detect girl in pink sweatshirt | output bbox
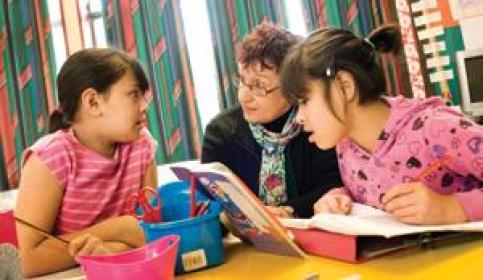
[280,24,483,225]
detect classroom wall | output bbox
[0,1,57,190]
[458,15,483,49]
[104,0,203,164]
[0,0,290,190]
[302,0,413,100]
[1,0,211,189]
[301,0,483,106]
[205,0,289,109]
[2,0,482,190]
[400,0,483,105]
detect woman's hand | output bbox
[313,193,352,215]
[381,182,468,225]
[266,206,294,218]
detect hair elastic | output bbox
[325,55,336,78]
[364,37,376,50]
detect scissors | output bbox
[126,187,162,223]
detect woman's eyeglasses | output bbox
[232,75,279,97]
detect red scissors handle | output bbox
[126,195,140,216]
[139,187,162,222]
[127,187,162,223]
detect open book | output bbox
[170,162,483,262]
[279,203,483,262]
[170,162,306,258]
[280,203,483,238]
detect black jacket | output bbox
[201,106,342,217]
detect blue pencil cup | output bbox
[139,181,224,274]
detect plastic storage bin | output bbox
[76,234,179,280]
[0,210,17,247]
[140,181,224,274]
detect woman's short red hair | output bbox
[236,23,301,72]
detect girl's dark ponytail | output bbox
[281,24,402,110]
[48,109,69,133]
[366,24,402,55]
[47,48,149,134]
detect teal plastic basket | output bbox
[139,181,224,274]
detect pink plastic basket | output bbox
[76,235,179,280]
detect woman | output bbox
[202,24,342,218]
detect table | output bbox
[28,235,483,280]
[184,237,483,280]
[3,163,482,279]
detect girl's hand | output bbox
[266,206,294,218]
[314,193,352,215]
[381,182,468,225]
[68,234,111,257]
[115,215,145,248]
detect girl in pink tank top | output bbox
[16,48,157,277]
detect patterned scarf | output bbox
[249,109,301,206]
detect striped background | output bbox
[1,0,57,190]
[0,0,472,190]
[104,0,203,165]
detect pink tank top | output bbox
[22,128,157,234]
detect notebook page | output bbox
[281,203,483,238]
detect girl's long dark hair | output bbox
[48,48,149,133]
[281,24,401,119]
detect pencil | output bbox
[379,155,453,203]
[412,155,453,182]
[195,201,211,216]
[189,175,197,217]
[15,216,70,245]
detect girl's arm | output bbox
[385,110,483,224]
[140,128,157,189]
[425,109,483,221]
[15,154,144,277]
[142,160,158,188]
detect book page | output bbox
[281,203,483,238]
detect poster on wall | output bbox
[449,0,483,20]
[397,0,466,105]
